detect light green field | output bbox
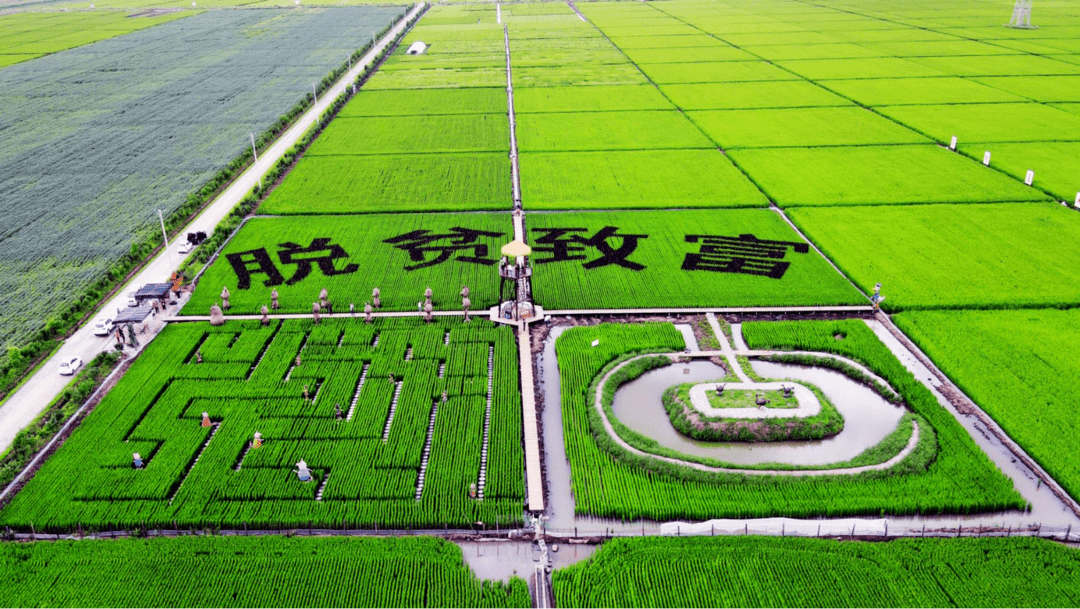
[260,153,510,214]
[520,150,768,209]
[0,10,193,65]
[365,67,506,89]
[776,57,947,79]
[973,75,1080,103]
[620,45,755,64]
[959,142,1080,202]
[877,102,1080,143]
[822,77,1026,106]
[305,114,508,155]
[637,60,798,84]
[661,81,851,110]
[744,42,886,60]
[517,110,714,151]
[512,63,647,87]
[729,145,1051,206]
[895,309,1080,502]
[788,203,1080,310]
[337,88,507,117]
[514,84,673,112]
[689,107,927,148]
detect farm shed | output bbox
[406,41,427,55]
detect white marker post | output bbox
[949,136,957,150]
[1025,169,1035,186]
[1074,192,1079,208]
[983,151,991,166]
[497,3,502,23]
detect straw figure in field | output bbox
[220,287,230,310]
[424,286,433,305]
[424,301,433,323]
[460,285,469,299]
[271,289,280,310]
[196,350,203,364]
[260,304,270,326]
[209,303,225,326]
[364,302,373,323]
[372,288,381,308]
[319,288,328,308]
[462,296,471,322]
[312,301,321,324]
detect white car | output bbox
[92,318,113,336]
[58,356,83,376]
[177,241,193,254]
[126,291,138,307]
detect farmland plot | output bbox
[516,111,713,151]
[554,321,1019,521]
[260,15,515,216]
[555,537,1080,608]
[660,80,851,110]
[0,536,530,608]
[876,102,1080,143]
[0,10,191,66]
[527,209,864,310]
[261,153,511,214]
[0,318,526,531]
[728,145,1049,206]
[520,150,767,209]
[0,6,405,351]
[787,203,1080,310]
[185,214,510,314]
[895,309,1080,502]
[688,107,927,148]
[957,141,1080,202]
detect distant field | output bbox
[728,145,1050,206]
[787,203,1080,310]
[528,209,864,310]
[520,149,768,209]
[0,10,191,66]
[262,153,511,214]
[0,6,404,352]
[895,308,1080,503]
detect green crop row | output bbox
[555,320,1021,521]
[555,536,1080,607]
[894,308,1080,503]
[0,318,525,532]
[0,535,529,608]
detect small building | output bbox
[134,283,173,306]
[406,41,428,55]
[114,304,154,326]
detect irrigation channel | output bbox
[537,320,1080,538]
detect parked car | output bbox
[177,240,193,254]
[126,291,138,307]
[92,318,113,336]
[58,356,83,376]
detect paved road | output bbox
[0,4,423,453]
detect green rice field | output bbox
[7,0,1080,605]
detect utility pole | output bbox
[157,209,175,269]
[312,82,317,104]
[250,133,262,191]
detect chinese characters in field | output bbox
[223,229,811,288]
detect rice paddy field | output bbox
[5,0,1080,605]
